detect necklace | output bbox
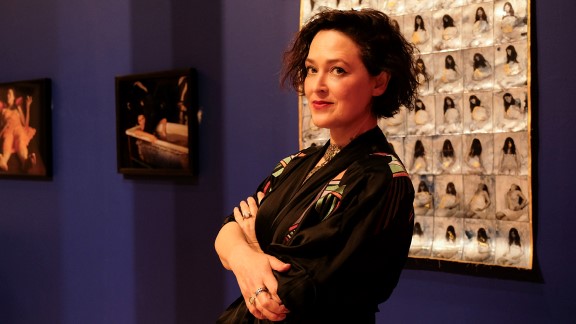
[304,144,341,182]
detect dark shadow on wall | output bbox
[130,0,224,323]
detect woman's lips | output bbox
[311,100,332,109]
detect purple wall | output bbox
[0,0,574,323]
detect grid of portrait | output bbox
[299,0,532,269]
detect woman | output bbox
[503,92,524,120]
[469,94,488,123]
[466,227,491,262]
[414,181,433,215]
[465,138,485,173]
[438,139,456,173]
[437,14,459,50]
[0,88,37,172]
[215,9,418,323]
[504,45,522,76]
[497,227,524,266]
[496,184,529,221]
[411,139,428,173]
[415,58,430,94]
[472,53,492,81]
[434,225,460,259]
[472,6,489,37]
[440,54,460,84]
[443,96,460,126]
[437,182,460,217]
[466,183,491,218]
[413,98,429,125]
[411,15,429,45]
[499,137,520,175]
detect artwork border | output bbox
[0,78,52,180]
[115,68,199,178]
[299,0,537,279]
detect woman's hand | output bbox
[229,192,291,320]
[233,192,265,251]
[228,246,291,320]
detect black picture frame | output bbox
[115,68,198,177]
[0,78,52,179]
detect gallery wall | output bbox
[0,0,574,323]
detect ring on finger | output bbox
[242,211,252,219]
[249,296,256,305]
[254,287,269,297]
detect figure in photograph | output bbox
[437,14,460,50]
[0,88,37,172]
[465,183,491,218]
[413,98,429,126]
[440,96,460,133]
[472,7,489,38]
[438,139,456,173]
[439,54,461,85]
[496,184,529,221]
[414,180,433,215]
[464,227,492,262]
[497,227,524,266]
[215,9,418,322]
[409,98,434,135]
[469,94,488,123]
[503,45,522,76]
[437,182,460,217]
[496,43,527,89]
[471,53,492,81]
[434,225,460,259]
[410,222,425,253]
[465,138,485,174]
[503,92,524,120]
[499,137,520,175]
[500,1,527,42]
[411,15,429,45]
[411,139,428,174]
[128,81,168,143]
[415,58,431,94]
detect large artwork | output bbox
[300,0,533,273]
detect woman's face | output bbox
[137,114,146,131]
[504,3,511,13]
[504,95,512,103]
[304,30,388,134]
[7,89,15,106]
[477,8,484,16]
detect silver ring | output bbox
[254,287,269,297]
[242,211,252,219]
[249,296,256,305]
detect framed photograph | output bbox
[115,68,198,177]
[300,1,536,279]
[0,78,52,179]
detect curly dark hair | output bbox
[281,8,419,118]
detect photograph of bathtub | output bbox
[125,123,189,170]
[115,68,198,177]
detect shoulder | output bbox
[344,150,410,185]
[271,145,320,178]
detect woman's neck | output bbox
[329,117,377,147]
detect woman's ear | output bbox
[372,71,390,96]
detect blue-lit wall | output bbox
[0,0,573,323]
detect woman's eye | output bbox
[331,67,346,75]
[306,66,317,74]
